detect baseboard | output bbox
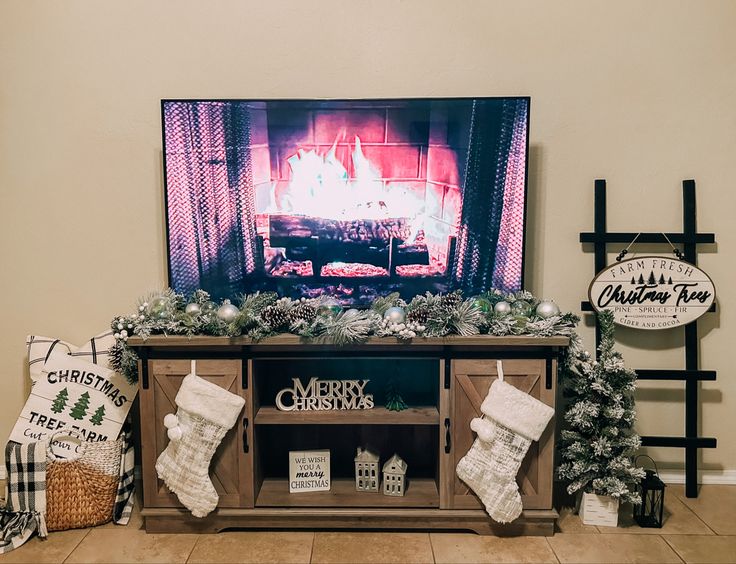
[659,469,736,485]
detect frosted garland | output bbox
[109,288,580,385]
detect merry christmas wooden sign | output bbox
[9,351,137,457]
[289,450,331,492]
[588,256,716,330]
[275,378,374,411]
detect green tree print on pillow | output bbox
[69,391,91,420]
[50,387,69,414]
[89,404,106,426]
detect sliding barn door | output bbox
[440,358,555,510]
[139,359,253,509]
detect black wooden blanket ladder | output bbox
[580,179,717,498]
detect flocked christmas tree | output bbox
[89,404,106,426]
[69,391,91,421]
[557,311,645,504]
[51,387,69,414]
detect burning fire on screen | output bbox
[265,135,434,246]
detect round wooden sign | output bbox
[588,256,715,330]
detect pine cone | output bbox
[440,292,462,309]
[109,341,124,371]
[261,305,290,330]
[406,307,429,325]
[288,303,317,325]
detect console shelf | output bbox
[254,406,439,425]
[131,335,567,536]
[256,477,439,508]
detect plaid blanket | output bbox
[0,442,47,554]
[113,422,135,525]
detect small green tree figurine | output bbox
[384,378,408,411]
[557,311,645,504]
[50,387,69,414]
[69,391,91,421]
[89,404,106,426]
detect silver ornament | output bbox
[384,306,406,324]
[536,300,560,319]
[217,300,240,323]
[185,303,202,316]
[493,301,512,315]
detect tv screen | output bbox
[163,98,529,306]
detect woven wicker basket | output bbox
[45,430,122,531]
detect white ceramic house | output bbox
[354,447,379,491]
[382,453,407,496]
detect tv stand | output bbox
[130,335,568,536]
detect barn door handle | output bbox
[242,417,249,454]
[444,418,451,453]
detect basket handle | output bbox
[47,428,87,462]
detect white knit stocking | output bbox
[456,362,554,523]
[155,365,244,518]
[456,417,532,522]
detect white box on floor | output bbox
[580,492,619,527]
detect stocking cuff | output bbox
[481,380,554,441]
[176,374,245,429]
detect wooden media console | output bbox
[130,335,568,536]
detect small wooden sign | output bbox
[588,256,716,330]
[289,450,331,493]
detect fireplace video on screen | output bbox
[163,98,529,306]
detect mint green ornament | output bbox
[147,296,170,320]
[317,298,342,318]
[473,296,493,313]
[511,300,532,317]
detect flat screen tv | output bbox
[163,98,530,306]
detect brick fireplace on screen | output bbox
[164,98,528,304]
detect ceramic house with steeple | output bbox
[354,447,379,491]
[382,453,407,496]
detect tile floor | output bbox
[0,484,734,563]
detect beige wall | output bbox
[1,0,734,475]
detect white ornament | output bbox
[167,426,183,441]
[114,333,120,339]
[185,303,202,316]
[536,301,560,319]
[384,306,406,324]
[117,323,123,330]
[121,330,128,338]
[494,301,512,315]
[163,413,179,429]
[217,300,240,322]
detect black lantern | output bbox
[633,456,666,528]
